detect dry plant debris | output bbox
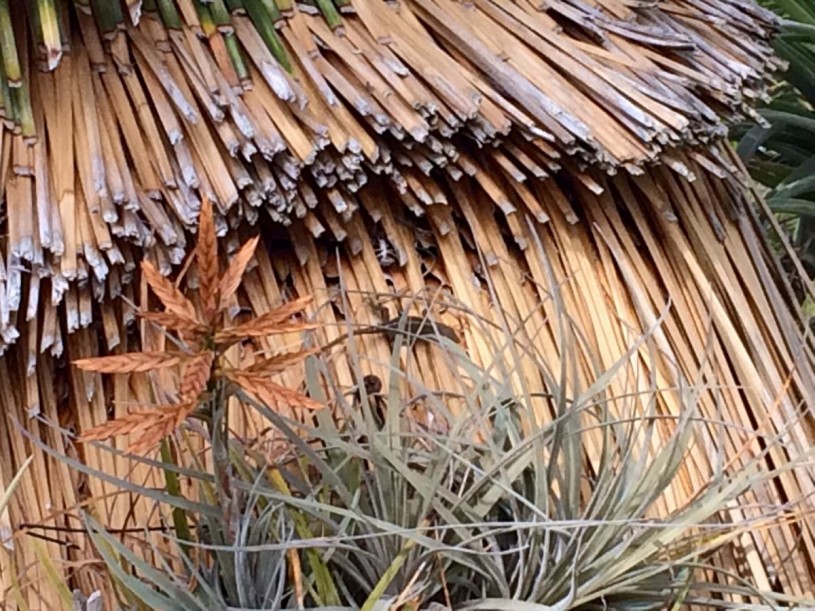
[0,0,809,607]
[0,0,787,354]
[73,198,320,454]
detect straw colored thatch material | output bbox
[0,0,813,607]
[0,0,787,356]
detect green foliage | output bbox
[27,307,815,609]
[736,1,815,275]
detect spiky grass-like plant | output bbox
[23,292,815,610]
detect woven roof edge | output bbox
[0,0,786,353]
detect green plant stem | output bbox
[224,0,245,12]
[316,0,342,28]
[360,538,417,611]
[0,0,21,86]
[243,0,292,71]
[224,33,249,82]
[208,0,231,24]
[159,439,192,553]
[90,0,124,36]
[155,0,182,28]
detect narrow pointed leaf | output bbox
[142,260,200,323]
[214,295,314,342]
[218,235,259,312]
[73,351,189,373]
[196,198,220,322]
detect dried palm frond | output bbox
[0,0,810,607]
[0,0,787,353]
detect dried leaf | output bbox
[78,414,154,444]
[128,422,176,455]
[128,403,197,454]
[226,370,322,411]
[142,260,200,323]
[79,402,197,455]
[218,236,260,312]
[177,331,205,352]
[178,350,215,408]
[246,348,319,374]
[139,311,207,335]
[173,249,197,290]
[214,296,315,343]
[196,198,220,322]
[78,404,176,442]
[215,320,318,344]
[289,547,304,608]
[73,352,189,374]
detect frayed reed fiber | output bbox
[0,0,812,607]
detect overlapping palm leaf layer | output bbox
[0,0,814,607]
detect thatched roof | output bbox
[1,0,814,606]
[0,0,786,352]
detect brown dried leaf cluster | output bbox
[79,403,196,455]
[179,352,216,404]
[225,370,323,412]
[196,197,220,322]
[74,199,320,454]
[141,262,198,323]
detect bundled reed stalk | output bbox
[0,0,811,607]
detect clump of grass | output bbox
[22,289,815,609]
